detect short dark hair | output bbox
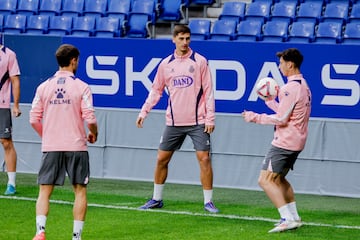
[55,44,80,67]
[276,48,303,69]
[173,24,191,37]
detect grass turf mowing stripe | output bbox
[2,195,360,230]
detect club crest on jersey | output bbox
[49,88,71,104]
[172,75,193,88]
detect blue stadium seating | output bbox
[61,0,84,17]
[314,21,342,44]
[158,0,185,22]
[321,2,349,25]
[47,15,73,35]
[16,0,39,16]
[188,19,211,40]
[83,0,107,18]
[0,0,17,16]
[3,14,27,34]
[262,20,289,42]
[26,15,49,35]
[191,0,215,5]
[209,19,237,41]
[129,0,156,24]
[296,2,323,24]
[94,17,120,37]
[106,0,131,23]
[234,19,262,42]
[244,1,271,24]
[270,1,297,24]
[71,15,96,36]
[343,22,360,44]
[126,14,150,38]
[349,3,360,23]
[288,21,315,43]
[0,15,4,32]
[38,0,62,16]
[218,1,246,24]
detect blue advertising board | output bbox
[7,35,359,120]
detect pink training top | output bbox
[245,74,312,151]
[0,46,20,109]
[30,70,97,152]
[139,48,215,126]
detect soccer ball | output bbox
[255,77,279,101]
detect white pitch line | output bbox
[1,195,360,230]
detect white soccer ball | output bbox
[256,77,279,101]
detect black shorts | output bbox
[37,151,90,186]
[159,124,211,151]
[0,108,12,139]
[262,145,301,176]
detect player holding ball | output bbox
[242,48,312,233]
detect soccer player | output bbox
[30,44,98,240]
[0,39,21,195]
[242,48,312,233]
[136,25,218,213]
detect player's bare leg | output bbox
[196,150,213,190]
[258,170,288,208]
[154,150,174,184]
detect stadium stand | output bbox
[208,19,237,41]
[296,1,323,24]
[94,17,121,37]
[61,0,85,17]
[262,19,289,42]
[0,0,17,16]
[287,21,316,43]
[244,1,271,24]
[71,15,96,37]
[47,15,73,35]
[188,19,211,40]
[106,0,131,24]
[126,14,151,38]
[218,1,246,24]
[321,2,349,25]
[234,19,262,42]
[38,0,62,16]
[16,0,39,16]
[158,0,186,22]
[270,1,297,24]
[0,15,4,32]
[314,21,342,44]
[83,0,107,18]
[25,14,49,35]
[349,3,360,23]
[343,22,360,44]
[3,14,27,34]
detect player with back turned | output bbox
[242,48,312,233]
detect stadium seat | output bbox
[209,19,237,41]
[26,15,49,35]
[61,0,84,17]
[71,15,96,36]
[106,0,131,23]
[218,1,246,24]
[314,21,342,44]
[234,19,262,42]
[47,15,73,35]
[321,2,349,25]
[129,0,156,24]
[296,2,323,24]
[188,19,211,40]
[16,0,39,16]
[262,20,289,42]
[83,0,107,18]
[0,15,4,32]
[343,22,360,44]
[3,14,27,34]
[126,14,150,38]
[270,1,297,24]
[244,1,271,24]
[158,0,185,22]
[38,0,62,16]
[287,21,315,43]
[191,0,215,5]
[94,17,120,37]
[349,3,360,23]
[0,0,18,16]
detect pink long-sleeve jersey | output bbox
[139,48,215,126]
[30,70,97,152]
[0,46,20,109]
[246,74,312,151]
